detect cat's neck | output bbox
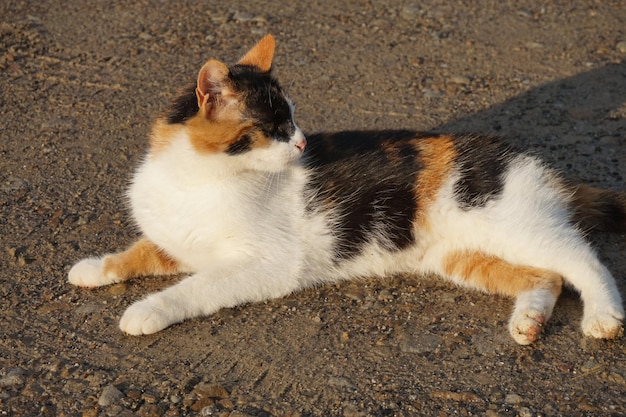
[144,131,298,189]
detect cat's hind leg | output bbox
[68,238,183,287]
[548,247,624,340]
[489,226,624,340]
[441,250,563,345]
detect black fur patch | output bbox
[229,64,295,142]
[226,134,253,155]
[453,135,513,209]
[165,84,199,125]
[305,130,424,260]
[600,197,626,232]
[579,192,626,232]
[164,65,295,142]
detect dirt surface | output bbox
[1,1,626,416]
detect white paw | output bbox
[68,257,118,288]
[509,311,545,345]
[119,298,178,335]
[582,308,624,339]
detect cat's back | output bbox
[303,130,518,210]
[300,130,540,265]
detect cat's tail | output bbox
[566,182,626,232]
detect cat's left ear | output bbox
[196,59,232,118]
[237,34,275,72]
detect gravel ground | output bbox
[1,1,626,416]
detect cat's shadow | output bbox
[434,60,626,185]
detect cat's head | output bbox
[154,34,306,172]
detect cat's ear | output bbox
[196,59,231,118]
[237,34,275,72]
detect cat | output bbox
[68,34,626,345]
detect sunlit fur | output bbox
[69,35,625,345]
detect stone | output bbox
[98,384,124,406]
[137,404,165,417]
[449,75,471,85]
[505,393,523,405]
[108,283,128,295]
[400,6,422,21]
[399,332,442,354]
[193,382,230,399]
[0,368,25,388]
[327,376,355,389]
[75,303,103,316]
[200,405,218,416]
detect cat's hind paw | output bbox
[582,310,624,339]
[68,257,119,288]
[119,298,179,335]
[509,312,545,345]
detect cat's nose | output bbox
[295,137,307,152]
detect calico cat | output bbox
[68,34,626,345]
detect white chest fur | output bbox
[128,137,306,271]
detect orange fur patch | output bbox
[103,239,181,280]
[151,110,272,156]
[442,250,563,297]
[237,34,275,72]
[186,113,255,154]
[413,136,457,226]
[149,120,185,155]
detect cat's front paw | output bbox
[119,298,179,335]
[582,308,624,339]
[509,311,546,345]
[68,257,119,288]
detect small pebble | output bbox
[137,403,165,417]
[108,283,127,295]
[81,407,99,417]
[377,289,393,301]
[0,368,25,388]
[616,41,626,53]
[229,411,252,417]
[421,88,443,98]
[581,360,601,373]
[344,287,365,301]
[98,384,124,406]
[1,176,28,193]
[449,75,471,85]
[525,41,543,49]
[400,6,422,21]
[399,332,442,354]
[142,390,159,404]
[232,11,255,22]
[200,405,218,416]
[327,376,355,389]
[193,382,229,399]
[505,393,523,405]
[75,303,103,316]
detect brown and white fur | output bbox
[69,35,625,345]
